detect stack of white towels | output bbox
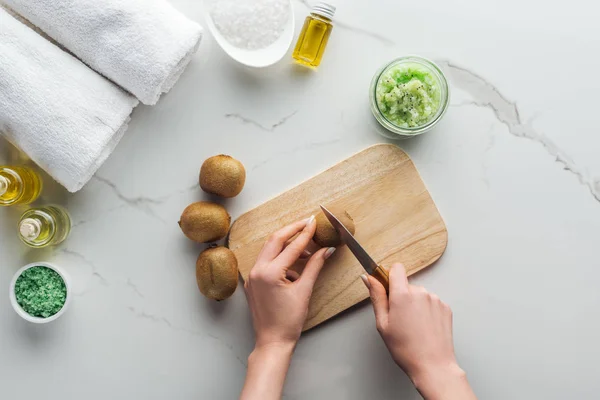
[0,0,203,192]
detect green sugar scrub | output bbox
[375,62,442,129]
[14,266,67,318]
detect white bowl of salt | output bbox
[203,0,295,67]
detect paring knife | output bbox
[320,205,390,293]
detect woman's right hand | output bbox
[361,264,477,400]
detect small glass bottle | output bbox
[18,205,71,248]
[292,2,336,68]
[0,165,42,206]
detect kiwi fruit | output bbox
[200,155,246,198]
[196,246,238,301]
[178,201,231,243]
[313,209,355,247]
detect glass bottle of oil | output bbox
[292,2,336,68]
[18,205,71,248]
[0,165,42,206]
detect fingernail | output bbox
[305,215,315,226]
[360,274,371,288]
[324,247,336,259]
[302,249,312,257]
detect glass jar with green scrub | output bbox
[18,205,71,248]
[369,56,450,138]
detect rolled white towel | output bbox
[4,0,203,105]
[0,7,138,192]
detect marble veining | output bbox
[225,110,299,132]
[440,60,600,203]
[59,248,109,287]
[93,175,170,221]
[126,278,145,298]
[127,306,248,367]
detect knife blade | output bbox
[320,205,390,292]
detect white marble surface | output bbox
[2,0,600,398]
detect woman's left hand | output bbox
[245,215,336,349]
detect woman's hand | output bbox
[240,216,335,400]
[245,215,335,349]
[362,264,476,400]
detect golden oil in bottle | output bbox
[18,205,71,248]
[0,165,42,206]
[292,2,336,68]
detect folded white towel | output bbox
[5,0,203,105]
[0,7,138,192]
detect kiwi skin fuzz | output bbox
[200,155,246,198]
[196,246,238,301]
[179,201,231,243]
[313,209,355,247]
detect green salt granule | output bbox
[15,266,67,318]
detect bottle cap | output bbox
[19,218,42,241]
[312,2,336,20]
[0,175,7,196]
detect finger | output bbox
[275,216,317,266]
[300,249,312,259]
[282,234,299,248]
[282,237,312,258]
[286,270,301,282]
[388,263,409,302]
[257,217,313,263]
[297,247,335,290]
[362,274,389,331]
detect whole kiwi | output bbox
[196,246,238,301]
[178,201,231,243]
[313,209,356,247]
[200,155,246,198]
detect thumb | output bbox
[298,247,335,291]
[361,274,389,330]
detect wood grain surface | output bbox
[229,144,448,331]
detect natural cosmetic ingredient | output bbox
[15,266,67,318]
[292,3,335,68]
[314,208,355,248]
[179,201,231,243]
[376,62,442,129]
[196,246,239,301]
[200,155,246,198]
[208,0,290,50]
[18,205,71,248]
[0,165,42,206]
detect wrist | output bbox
[251,341,296,362]
[242,341,295,400]
[410,362,468,400]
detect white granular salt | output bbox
[208,0,290,50]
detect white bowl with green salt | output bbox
[203,0,295,67]
[10,262,71,323]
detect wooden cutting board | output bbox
[229,144,447,331]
